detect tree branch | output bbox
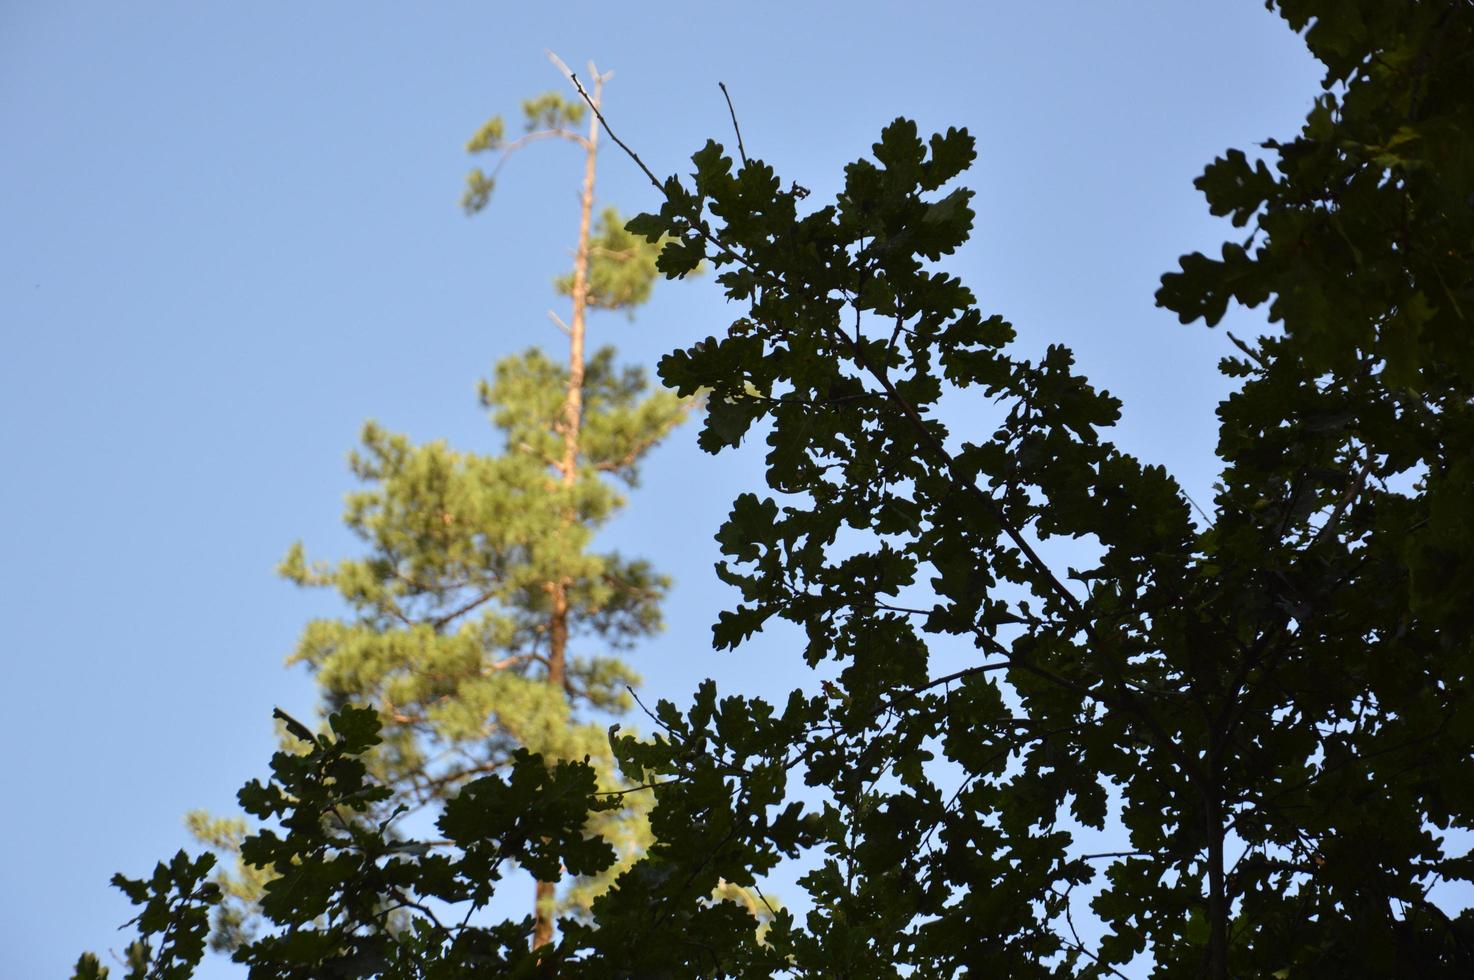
[718,82,749,167]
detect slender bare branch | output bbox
[718,82,749,167]
[569,73,663,193]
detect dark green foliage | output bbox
[87,707,624,978]
[85,2,1474,975]
[105,852,218,979]
[81,702,787,978]
[607,2,1473,972]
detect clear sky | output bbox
[2,2,1344,975]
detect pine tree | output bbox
[458,61,690,948]
[191,62,687,953]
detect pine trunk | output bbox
[532,70,602,957]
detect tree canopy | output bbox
[80,2,1474,976]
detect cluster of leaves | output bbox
[80,707,624,978]
[85,1,1473,976]
[85,698,793,978]
[74,853,214,980]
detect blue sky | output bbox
[2,2,1344,975]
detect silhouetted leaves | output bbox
[82,3,1474,975]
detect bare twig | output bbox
[546,49,573,79]
[569,73,663,192]
[892,661,1013,703]
[430,587,500,630]
[718,82,749,167]
[485,129,590,186]
[1311,451,1373,547]
[750,881,781,924]
[597,778,678,799]
[1183,488,1214,526]
[627,684,679,739]
[1225,330,1267,368]
[1055,883,1133,979]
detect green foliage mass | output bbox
[187,349,684,949]
[85,2,1474,976]
[555,207,668,313]
[184,355,683,943]
[278,344,685,793]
